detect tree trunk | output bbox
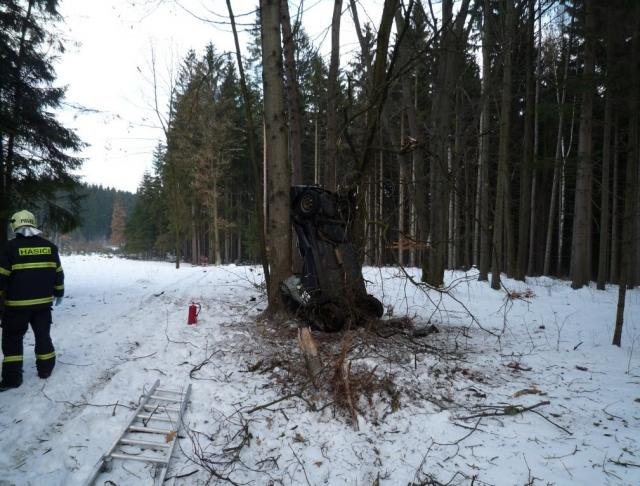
[260,0,292,312]
[393,11,424,270]
[191,203,197,265]
[597,9,615,289]
[544,16,572,275]
[398,116,405,266]
[491,0,515,290]
[478,0,493,282]
[558,98,576,275]
[426,0,468,287]
[527,0,542,276]
[378,142,384,265]
[314,111,319,184]
[613,2,639,345]
[212,176,221,265]
[570,0,596,289]
[516,0,535,281]
[348,0,398,265]
[325,0,343,192]
[280,0,303,185]
[610,122,619,282]
[226,0,270,285]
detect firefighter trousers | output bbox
[1,307,56,386]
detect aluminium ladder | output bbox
[83,379,192,486]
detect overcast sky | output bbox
[55,0,384,193]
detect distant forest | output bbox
[69,184,136,244]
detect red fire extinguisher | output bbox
[187,302,201,325]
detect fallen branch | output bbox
[457,400,550,420]
[608,458,640,468]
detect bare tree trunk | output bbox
[260,0,291,311]
[393,10,424,270]
[558,98,576,274]
[478,0,493,281]
[281,1,304,273]
[597,9,615,289]
[212,176,221,265]
[280,0,303,185]
[226,0,270,285]
[191,203,198,264]
[614,38,639,345]
[544,15,572,275]
[378,142,384,265]
[613,0,639,345]
[491,0,515,290]
[410,145,417,268]
[312,112,317,184]
[571,0,596,289]
[426,0,471,287]
[448,146,455,269]
[398,116,405,266]
[365,173,372,264]
[325,0,343,192]
[527,0,542,276]
[610,122,619,282]
[517,0,535,280]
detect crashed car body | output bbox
[281,185,384,331]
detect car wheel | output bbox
[296,190,320,217]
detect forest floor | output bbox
[0,255,639,486]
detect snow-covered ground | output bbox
[0,254,638,486]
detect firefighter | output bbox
[0,210,64,391]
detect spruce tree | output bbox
[0,0,83,241]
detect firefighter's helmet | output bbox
[10,210,37,232]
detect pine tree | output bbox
[0,0,83,241]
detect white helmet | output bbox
[10,210,37,232]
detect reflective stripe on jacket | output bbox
[0,235,64,309]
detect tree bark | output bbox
[544,14,572,275]
[399,116,406,266]
[325,0,343,191]
[516,0,535,281]
[280,0,303,185]
[260,0,292,312]
[425,0,471,286]
[597,8,615,289]
[226,0,270,285]
[393,9,426,270]
[478,0,493,282]
[613,2,639,345]
[610,122,619,282]
[491,0,515,290]
[526,0,542,276]
[570,0,596,289]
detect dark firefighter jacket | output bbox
[0,235,64,308]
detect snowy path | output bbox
[0,255,638,486]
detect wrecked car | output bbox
[281,185,384,331]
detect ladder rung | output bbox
[143,404,180,413]
[129,425,174,435]
[136,414,175,423]
[109,452,169,464]
[150,394,183,403]
[155,387,184,394]
[119,438,170,449]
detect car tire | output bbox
[296,190,320,217]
